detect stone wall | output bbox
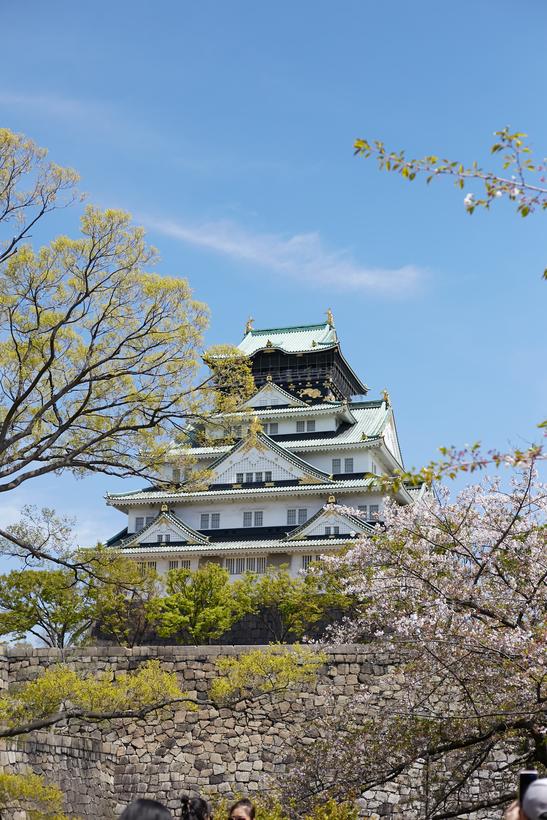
[0,645,509,819]
[0,733,116,817]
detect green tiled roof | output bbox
[107,477,380,504]
[177,402,390,457]
[238,322,337,355]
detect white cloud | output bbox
[0,90,108,121]
[145,217,424,295]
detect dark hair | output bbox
[119,799,173,820]
[180,795,212,820]
[229,799,256,820]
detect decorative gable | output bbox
[286,503,374,540]
[242,381,306,409]
[209,432,330,485]
[120,512,209,548]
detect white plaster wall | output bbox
[302,449,382,474]
[124,490,385,533]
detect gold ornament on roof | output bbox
[327,494,336,504]
[266,339,273,348]
[266,374,272,382]
[241,416,266,452]
[298,387,321,399]
[245,316,254,334]
[382,389,391,407]
[326,308,334,327]
[160,503,168,513]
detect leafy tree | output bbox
[0,645,320,740]
[279,464,547,818]
[354,127,547,233]
[210,644,325,703]
[148,563,253,645]
[0,568,93,648]
[0,771,68,819]
[87,546,160,648]
[243,565,351,642]
[0,659,189,738]
[0,128,253,565]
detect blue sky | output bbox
[1,0,546,549]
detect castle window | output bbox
[296,420,305,433]
[264,471,272,482]
[256,557,267,573]
[236,473,244,483]
[306,420,315,432]
[145,516,155,526]
[288,508,308,525]
[243,512,253,527]
[325,526,339,536]
[246,556,256,572]
[245,472,253,483]
[370,505,380,520]
[358,505,367,518]
[254,511,263,527]
[226,557,246,574]
[181,559,191,570]
[255,472,263,483]
[371,461,378,475]
[169,559,189,571]
[201,513,220,530]
[137,560,156,577]
[332,458,341,474]
[344,457,354,473]
[264,422,278,435]
[135,516,144,531]
[301,555,313,570]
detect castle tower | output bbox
[106,318,419,579]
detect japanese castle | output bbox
[106,315,418,577]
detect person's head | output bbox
[522,779,547,820]
[228,799,256,820]
[180,795,212,820]
[119,799,173,820]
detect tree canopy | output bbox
[0,567,93,648]
[280,465,547,817]
[0,128,253,502]
[148,562,253,645]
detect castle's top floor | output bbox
[237,315,368,402]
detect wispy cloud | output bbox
[0,90,109,121]
[145,217,424,295]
